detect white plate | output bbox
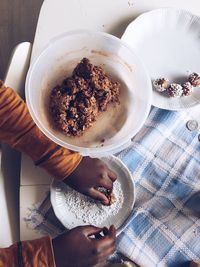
[50,156,135,236]
[122,8,200,110]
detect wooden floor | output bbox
[0,0,44,79]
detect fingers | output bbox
[98,160,117,182]
[99,173,113,191]
[89,188,109,205]
[94,225,116,263]
[103,227,109,235]
[109,225,116,238]
[95,232,103,239]
[98,243,116,262]
[100,161,117,182]
[93,227,108,239]
[81,225,103,237]
[95,225,116,248]
[107,169,117,182]
[102,160,117,182]
[98,166,117,190]
[91,243,116,267]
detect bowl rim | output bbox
[25,29,152,156]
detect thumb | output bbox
[81,225,103,237]
[89,188,109,205]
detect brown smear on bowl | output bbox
[91,50,133,73]
[49,58,121,137]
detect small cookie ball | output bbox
[167,83,183,97]
[153,78,169,92]
[188,72,200,87]
[182,82,193,96]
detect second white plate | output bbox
[122,8,200,110]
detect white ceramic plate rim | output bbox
[50,155,135,236]
[121,7,200,111]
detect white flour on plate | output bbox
[64,180,124,226]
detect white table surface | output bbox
[20,0,200,241]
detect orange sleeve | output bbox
[0,236,55,267]
[0,81,82,180]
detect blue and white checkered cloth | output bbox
[26,106,200,267]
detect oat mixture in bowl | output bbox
[50,58,120,137]
[25,30,152,156]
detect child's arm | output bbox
[0,81,82,180]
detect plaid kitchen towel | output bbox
[26,106,200,267]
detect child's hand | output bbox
[64,157,117,205]
[52,225,116,267]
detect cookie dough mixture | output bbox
[49,58,120,136]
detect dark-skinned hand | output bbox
[52,225,116,267]
[64,157,117,205]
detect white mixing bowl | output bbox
[26,30,152,156]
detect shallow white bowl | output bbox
[50,156,135,236]
[26,30,152,157]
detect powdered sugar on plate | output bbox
[63,180,123,226]
[51,156,135,234]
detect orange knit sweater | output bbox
[0,81,82,267]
